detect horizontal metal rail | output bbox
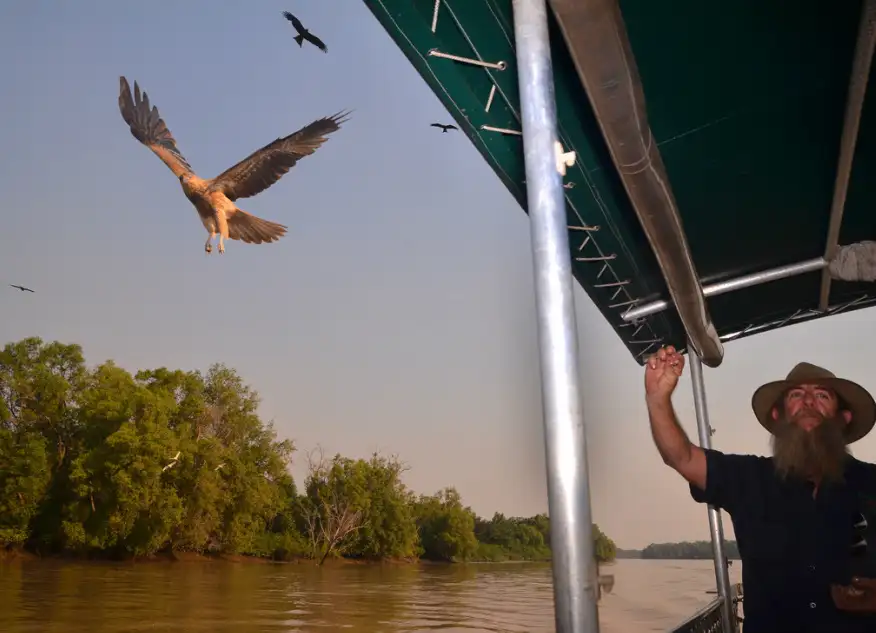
[668,582,743,633]
[622,257,827,322]
[667,597,725,633]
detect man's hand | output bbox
[832,577,876,613]
[645,345,685,402]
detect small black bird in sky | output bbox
[282,12,328,53]
[431,123,458,133]
[9,284,34,293]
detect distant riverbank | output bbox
[0,548,557,568]
[617,540,740,560]
[0,546,417,564]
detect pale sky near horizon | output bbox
[2,1,875,550]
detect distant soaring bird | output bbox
[9,284,34,293]
[430,123,458,133]
[282,11,328,53]
[118,77,349,254]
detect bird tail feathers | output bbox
[294,34,305,47]
[227,209,288,245]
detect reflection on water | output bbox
[0,558,740,632]
[598,560,742,632]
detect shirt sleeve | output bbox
[689,448,754,514]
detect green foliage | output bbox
[413,487,479,562]
[0,428,51,546]
[0,337,616,565]
[474,512,551,561]
[639,540,740,560]
[592,524,617,563]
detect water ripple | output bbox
[0,559,739,633]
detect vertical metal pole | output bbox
[688,342,735,633]
[513,1,600,632]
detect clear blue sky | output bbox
[2,1,875,549]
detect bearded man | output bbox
[646,345,876,633]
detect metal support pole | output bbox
[512,1,600,632]
[622,256,827,322]
[688,342,734,633]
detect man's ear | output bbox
[842,409,853,425]
[771,406,780,421]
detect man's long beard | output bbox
[771,409,849,483]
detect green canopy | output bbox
[364,0,876,365]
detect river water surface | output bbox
[0,558,742,633]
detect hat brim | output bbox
[751,377,876,443]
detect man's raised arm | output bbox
[645,345,707,491]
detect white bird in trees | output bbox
[162,451,182,472]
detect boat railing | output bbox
[667,598,725,633]
[668,583,744,633]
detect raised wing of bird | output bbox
[207,111,350,201]
[282,11,328,53]
[118,76,193,179]
[9,284,34,292]
[300,29,327,53]
[282,11,305,33]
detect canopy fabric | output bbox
[363,0,876,364]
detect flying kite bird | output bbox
[9,284,34,293]
[282,11,328,53]
[430,123,458,133]
[117,76,349,254]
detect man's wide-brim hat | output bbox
[751,362,876,444]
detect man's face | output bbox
[781,384,845,430]
[770,384,852,482]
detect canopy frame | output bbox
[689,344,734,633]
[364,0,876,366]
[819,0,876,311]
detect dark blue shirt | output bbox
[689,448,876,633]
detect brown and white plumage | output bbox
[117,76,349,254]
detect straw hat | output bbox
[751,362,876,444]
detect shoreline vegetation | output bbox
[0,337,617,566]
[617,540,741,560]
